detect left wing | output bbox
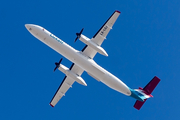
[82,10,121,59]
[50,64,84,107]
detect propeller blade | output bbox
[53,66,58,72]
[74,37,78,42]
[74,28,84,43]
[80,28,84,34]
[55,62,59,66]
[58,58,63,64]
[54,58,63,72]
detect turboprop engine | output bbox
[79,34,108,56]
[74,28,108,56]
[58,64,87,86]
[54,59,87,86]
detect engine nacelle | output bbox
[79,34,108,56]
[58,64,87,86]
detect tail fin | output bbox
[133,76,160,110]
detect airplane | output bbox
[25,10,160,110]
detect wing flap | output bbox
[50,76,75,107]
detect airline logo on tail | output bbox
[130,76,160,110]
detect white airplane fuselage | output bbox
[25,24,131,96]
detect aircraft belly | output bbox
[68,54,131,96]
[87,63,131,96]
[32,28,131,96]
[101,74,131,96]
[39,34,78,63]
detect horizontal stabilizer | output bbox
[133,76,160,110]
[134,99,147,110]
[143,76,160,94]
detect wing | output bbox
[50,64,84,107]
[82,10,121,59]
[69,63,84,76]
[50,76,74,107]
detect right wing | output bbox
[50,63,84,107]
[82,10,121,59]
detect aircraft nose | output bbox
[25,24,33,31]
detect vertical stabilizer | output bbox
[133,76,160,110]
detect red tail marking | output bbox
[133,76,160,110]
[134,99,147,110]
[143,76,160,94]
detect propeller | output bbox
[74,28,84,42]
[54,58,63,72]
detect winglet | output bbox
[50,103,54,107]
[115,10,121,13]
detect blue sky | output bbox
[0,0,180,119]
